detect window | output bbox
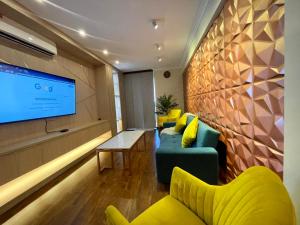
[113,71,123,133]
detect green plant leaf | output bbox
[155,94,179,114]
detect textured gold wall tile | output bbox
[184,0,284,180]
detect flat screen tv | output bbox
[0,62,76,124]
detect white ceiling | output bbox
[17,0,208,72]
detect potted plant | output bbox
[156,94,179,115]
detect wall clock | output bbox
[163,70,171,78]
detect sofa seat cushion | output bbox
[131,195,206,225]
[160,133,182,141]
[159,133,182,149]
[160,127,179,136]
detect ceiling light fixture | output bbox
[103,49,109,55]
[28,37,33,42]
[36,0,45,3]
[78,29,86,37]
[158,57,162,62]
[115,60,120,65]
[152,20,159,30]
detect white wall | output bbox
[181,0,224,68]
[154,68,184,111]
[284,0,300,223]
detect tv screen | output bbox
[0,62,76,124]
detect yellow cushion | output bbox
[181,116,198,148]
[131,196,205,225]
[174,113,187,132]
[168,109,181,117]
[167,109,181,122]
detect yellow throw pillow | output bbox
[174,113,187,132]
[181,116,198,148]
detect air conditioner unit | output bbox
[0,17,57,56]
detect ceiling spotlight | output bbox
[36,0,45,3]
[28,37,33,42]
[115,60,120,65]
[78,29,86,37]
[158,57,162,62]
[155,44,162,51]
[103,49,109,55]
[152,20,159,30]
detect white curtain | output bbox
[124,71,156,129]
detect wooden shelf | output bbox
[0,121,107,156]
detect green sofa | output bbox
[156,115,220,184]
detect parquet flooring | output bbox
[1,130,168,225]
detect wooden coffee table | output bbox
[95,130,146,175]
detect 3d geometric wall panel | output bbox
[184,0,284,181]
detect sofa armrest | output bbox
[163,121,176,128]
[157,146,217,155]
[170,167,216,224]
[105,205,130,225]
[156,147,219,184]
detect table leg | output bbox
[97,151,101,174]
[144,132,146,151]
[111,152,114,169]
[128,151,132,175]
[122,151,126,168]
[136,139,140,152]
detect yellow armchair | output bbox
[157,109,181,127]
[105,166,296,225]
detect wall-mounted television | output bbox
[0,62,76,124]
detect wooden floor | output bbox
[0,130,169,225]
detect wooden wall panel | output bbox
[0,121,110,185]
[95,65,117,135]
[184,0,285,181]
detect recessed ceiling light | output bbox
[152,20,159,30]
[36,0,45,3]
[155,44,162,51]
[28,37,33,41]
[103,49,109,55]
[78,29,86,37]
[158,57,162,62]
[115,60,120,65]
